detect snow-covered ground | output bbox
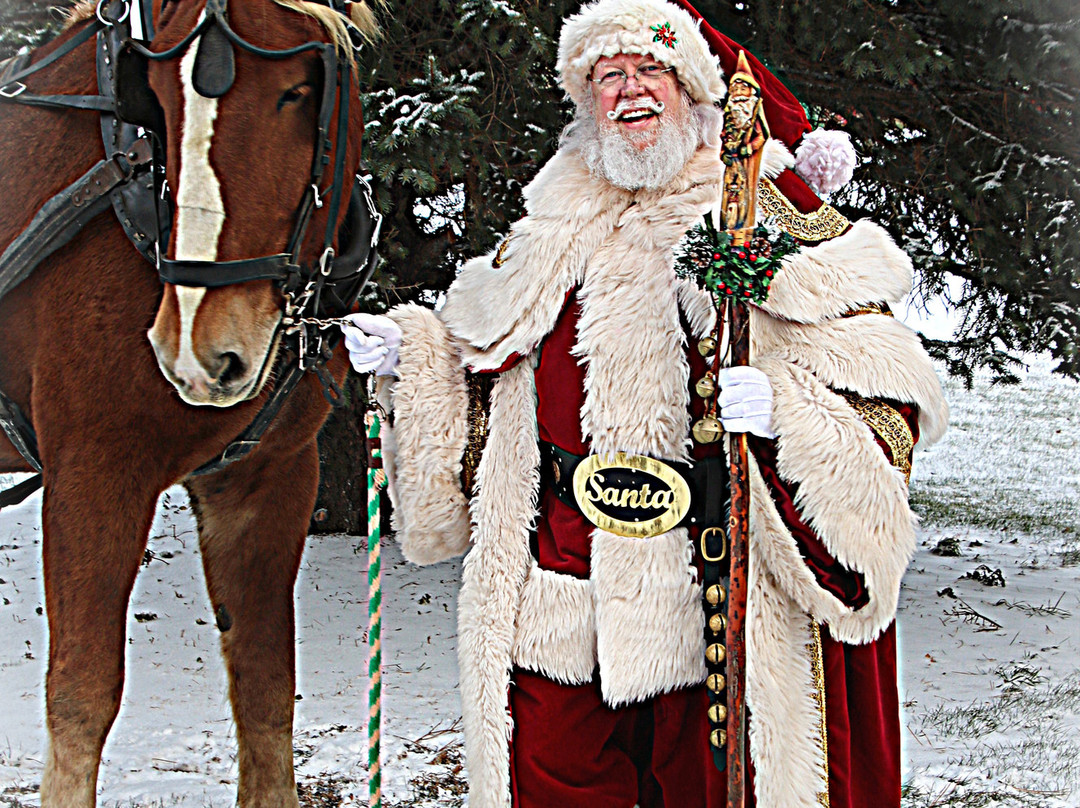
[1,357,1077,807]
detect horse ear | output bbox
[115,43,167,135]
[192,22,236,99]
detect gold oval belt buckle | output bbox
[572,452,692,538]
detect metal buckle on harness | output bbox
[0,82,26,98]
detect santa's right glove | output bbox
[341,313,402,377]
[716,366,776,439]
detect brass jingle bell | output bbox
[708,703,728,724]
[707,672,726,693]
[697,336,717,357]
[695,373,717,399]
[706,643,727,665]
[708,612,726,634]
[692,416,724,444]
[706,584,726,606]
[710,728,727,748]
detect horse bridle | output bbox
[0,0,382,502]
[112,0,382,373]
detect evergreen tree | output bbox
[699,0,1080,383]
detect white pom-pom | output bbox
[794,130,857,195]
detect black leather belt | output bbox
[540,441,728,537]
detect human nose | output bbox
[620,73,647,95]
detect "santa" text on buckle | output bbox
[572,452,692,538]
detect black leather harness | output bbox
[0,0,381,506]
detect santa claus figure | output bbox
[343,1,948,806]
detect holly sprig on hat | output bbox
[676,220,799,305]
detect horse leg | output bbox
[185,440,318,808]
[39,473,158,808]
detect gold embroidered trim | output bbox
[840,392,914,485]
[842,302,894,318]
[758,178,850,242]
[809,620,830,808]
[462,373,495,494]
[492,236,511,268]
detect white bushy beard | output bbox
[563,92,722,191]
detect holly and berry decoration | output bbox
[651,22,678,48]
[676,221,798,305]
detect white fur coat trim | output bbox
[753,312,949,445]
[511,562,597,684]
[754,357,916,644]
[457,360,539,808]
[385,304,471,565]
[761,220,913,324]
[745,507,831,808]
[439,150,634,371]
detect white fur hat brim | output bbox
[557,0,725,109]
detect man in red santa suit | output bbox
[342,1,948,806]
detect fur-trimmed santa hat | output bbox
[557,0,726,108]
[558,0,858,200]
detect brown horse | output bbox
[0,1,376,805]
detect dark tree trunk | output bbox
[310,373,370,535]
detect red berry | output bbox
[765,269,773,277]
[713,253,722,260]
[737,251,746,259]
[749,254,757,261]
[744,290,752,297]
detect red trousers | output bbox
[509,668,732,808]
[507,624,900,808]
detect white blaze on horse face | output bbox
[171,39,224,401]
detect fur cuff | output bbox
[753,313,949,445]
[753,358,916,643]
[386,304,471,565]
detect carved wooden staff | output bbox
[717,51,769,808]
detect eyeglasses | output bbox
[589,64,676,90]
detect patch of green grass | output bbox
[911,362,1080,545]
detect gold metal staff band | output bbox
[758,178,851,242]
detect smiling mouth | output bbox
[619,109,659,123]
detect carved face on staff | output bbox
[725,77,760,131]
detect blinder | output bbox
[113,42,166,134]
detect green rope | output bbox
[366,408,385,808]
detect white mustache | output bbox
[606,98,666,120]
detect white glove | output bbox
[341,313,402,377]
[716,366,776,439]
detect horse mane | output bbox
[274,1,383,51]
[64,0,382,53]
[65,1,97,25]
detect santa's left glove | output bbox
[341,313,402,377]
[716,366,776,439]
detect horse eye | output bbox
[277,83,313,111]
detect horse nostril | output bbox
[215,351,246,386]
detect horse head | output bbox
[145,0,375,407]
